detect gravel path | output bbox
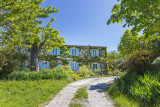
[45,76,117,107]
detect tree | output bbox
[0,0,65,71]
[107,0,160,36]
[118,29,148,56]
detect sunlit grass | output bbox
[0,80,70,107]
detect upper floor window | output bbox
[52,48,60,55]
[69,48,79,56]
[91,49,99,56]
[72,49,76,56]
[53,48,58,55]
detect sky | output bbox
[41,0,131,52]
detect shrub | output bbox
[151,57,160,70]
[79,65,90,77]
[0,47,29,75]
[8,71,29,80]
[124,50,154,73]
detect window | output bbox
[57,63,62,67]
[42,61,47,69]
[72,49,76,56]
[72,62,77,70]
[53,48,58,55]
[93,49,97,56]
[93,64,97,70]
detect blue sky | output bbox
[41,0,131,52]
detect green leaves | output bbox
[107,0,160,36]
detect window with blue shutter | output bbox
[57,63,62,67]
[91,49,99,56]
[53,48,59,55]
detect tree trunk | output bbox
[30,44,39,71]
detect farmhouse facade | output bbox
[36,45,107,72]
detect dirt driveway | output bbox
[45,76,117,107]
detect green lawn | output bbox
[0,80,70,107]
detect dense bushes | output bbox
[124,50,154,73]
[6,65,79,81]
[0,47,28,76]
[108,71,160,107]
[152,57,160,70]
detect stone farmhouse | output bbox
[36,45,107,72]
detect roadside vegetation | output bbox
[107,0,160,106]
[70,86,88,107]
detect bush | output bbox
[8,71,29,80]
[152,57,160,70]
[124,50,154,73]
[0,47,28,76]
[109,71,160,106]
[79,65,90,77]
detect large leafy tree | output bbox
[0,0,65,71]
[107,0,160,36]
[118,29,148,56]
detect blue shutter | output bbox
[90,49,93,56]
[46,61,50,69]
[77,63,79,71]
[57,48,60,55]
[97,64,100,71]
[76,49,79,56]
[97,49,99,56]
[69,61,73,70]
[49,51,52,55]
[42,62,44,70]
[91,63,93,72]
[69,48,72,55]
[39,62,42,70]
[24,62,28,67]
[53,48,55,55]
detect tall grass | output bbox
[108,70,160,107]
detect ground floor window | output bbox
[57,63,62,67]
[93,64,98,70]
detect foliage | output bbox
[0,80,69,107]
[108,70,160,107]
[0,0,65,71]
[118,29,148,56]
[79,65,90,77]
[69,103,83,107]
[0,47,28,76]
[6,66,75,81]
[152,57,160,70]
[124,50,154,73]
[102,50,124,72]
[107,0,160,36]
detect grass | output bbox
[0,79,70,107]
[106,83,140,107]
[70,102,83,107]
[74,86,88,100]
[70,86,88,107]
